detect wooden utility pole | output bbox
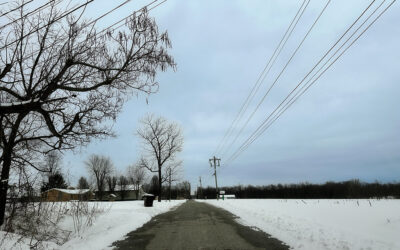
[199,176,203,199]
[209,156,221,200]
[168,168,172,201]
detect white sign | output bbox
[219,190,225,194]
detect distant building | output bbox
[41,188,94,202]
[97,185,145,201]
[219,194,236,199]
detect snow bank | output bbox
[59,200,185,250]
[1,200,185,250]
[200,199,400,250]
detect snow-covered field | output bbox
[1,200,185,250]
[200,199,400,250]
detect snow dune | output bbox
[200,199,400,250]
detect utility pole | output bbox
[199,176,203,199]
[168,168,172,201]
[209,156,221,200]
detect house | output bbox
[41,188,94,202]
[96,185,145,201]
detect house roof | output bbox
[43,188,92,194]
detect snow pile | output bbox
[1,200,185,250]
[200,199,400,250]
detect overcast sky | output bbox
[59,0,399,188]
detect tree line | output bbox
[37,145,186,201]
[197,179,400,199]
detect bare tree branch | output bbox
[0,2,175,226]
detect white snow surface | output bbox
[60,200,184,250]
[200,199,400,250]
[1,200,185,250]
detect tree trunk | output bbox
[0,114,24,226]
[169,182,171,201]
[98,190,103,200]
[97,180,103,200]
[0,146,12,226]
[158,168,162,202]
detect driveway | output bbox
[111,200,288,250]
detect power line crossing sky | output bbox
[23,0,398,188]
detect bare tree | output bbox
[106,175,117,193]
[118,175,129,201]
[39,151,65,192]
[164,160,182,201]
[42,151,62,174]
[173,181,191,199]
[127,163,146,199]
[0,1,175,225]
[137,114,183,202]
[181,181,191,199]
[85,155,113,200]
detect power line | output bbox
[226,0,384,165]
[0,0,64,30]
[257,0,391,147]
[3,0,165,63]
[0,0,34,18]
[94,0,162,37]
[213,0,309,157]
[225,0,385,165]
[258,0,385,141]
[225,0,394,166]
[53,0,164,56]
[0,0,96,50]
[221,0,331,160]
[82,0,136,30]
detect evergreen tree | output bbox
[149,175,159,196]
[77,176,90,189]
[41,172,68,192]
